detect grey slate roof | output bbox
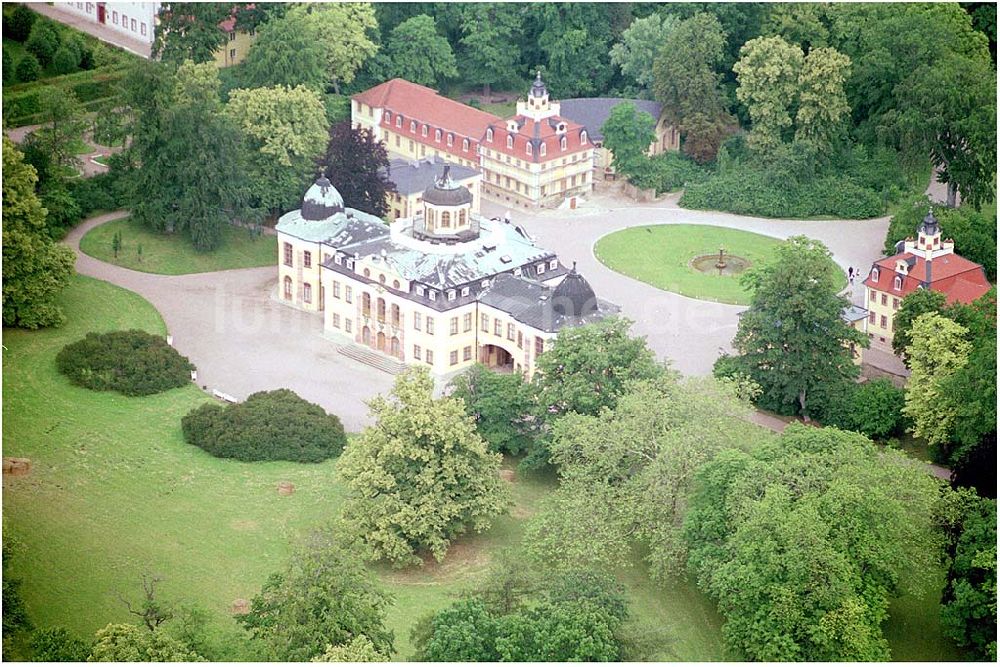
[385,156,479,196]
[559,98,663,142]
[480,273,620,333]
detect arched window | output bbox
[435,128,442,142]
[560,136,567,150]
[581,130,588,144]
[427,209,436,225]
[391,304,400,326]
[441,211,451,228]
[395,115,402,128]
[526,143,533,156]
[377,297,386,322]
[463,138,470,151]
[447,133,453,147]
[363,268,370,278]
[871,268,879,281]
[379,274,386,284]
[362,292,371,316]
[283,276,292,300]
[506,135,514,149]
[410,120,416,132]
[422,124,428,137]
[893,275,902,290]
[385,111,391,124]
[459,209,466,225]
[392,279,400,289]
[540,143,547,157]
[486,128,494,142]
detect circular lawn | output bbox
[594,224,785,305]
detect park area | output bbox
[79,217,277,274]
[1,275,962,661]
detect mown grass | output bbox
[79,216,277,275]
[2,275,963,661]
[595,224,785,305]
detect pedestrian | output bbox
[848,266,854,285]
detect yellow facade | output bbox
[864,286,903,350]
[213,27,256,68]
[387,173,481,221]
[479,147,594,209]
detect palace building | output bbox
[276,170,618,377]
[863,209,991,350]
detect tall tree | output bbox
[902,312,972,448]
[536,3,615,99]
[610,13,679,95]
[795,46,851,148]
[1,137,75,329]
[237,529,394,661]
[733,36,804,155]
[124,61,252,251]
[685,425,943,661]
[32,87,87,172]
[727,236,865,417]
[225,85,328,216]
[458,3,522,98]
[283,3,379,94]
[240,8,327,92]
[448,364,537,456]
[652,13,734,163]
[382,14,457,88]
[311,636,389,663]
[338,368,512,567]
[320,121,394,217]
[761,2,830,52]
[600,102,657,175]
[153,3,232,64]
[891,288,948,360]
[88,624,203,661]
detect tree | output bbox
[311,636,389,663]
[320,121,394,217]
[338,368,511,567]
[7,3,38,42]
[939,493,997,660]
[652,13,734,163]
[795,47,852,148]
[51,43,81,74]
[685,425,944,661]
[237,529,394,661]
[600,102,657,175]
[903,312,972,448]
[525,374,762,579]
[891,288,948,359]
[15,53,41,83]
[382,14,457,88]
[119,574,174,631]
[733,36,804,155]
[3,50,15,85]
[88,624,203,661]
[123,60,252,251]
[153,3,232,65]
[2,137,76,329]
[942,334,997,478]
[447,364,536,456]
[610,12,679,94]
[761,2,830,52]
[541,28,607,98]
[29,627,91,662]
[25,19,60,66]
[297,3,378,94]
[34,87,87,172]
[458,3,522,98]
[892,51,996,208]
[225,85,328,216]
[728,236,864,416]
[240,7,327,91]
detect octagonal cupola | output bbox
[551,263,598,317]
[421,166,475,237]
[301,176,344,220]
[517,71,560,120]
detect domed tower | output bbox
[917,208,941,251]
[517,71,560,121]
[551,263,598,318]
[420,166,475,238]
[301,176,345,220]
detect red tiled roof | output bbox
[353,79,501,143]
[218,3,254,33]
[482,114,591,162]
[863,251,991,304]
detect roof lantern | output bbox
[551,262,598,317]
[301,175,345,220]
[422,166,473,207]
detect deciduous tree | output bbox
[311,636,388,663]
[448,364,536,456]
[891,288,948,359]
[88,624,203,661]
[320,121,394,217]
[153,3,231,65]
[338,368,511,567]
[795,47,852,148]
[600,102,657,175]
[458,3,522,98]
[1,137,75,329]
[733,36,804,154]
[610,13,678,95]
[382,14,457,88]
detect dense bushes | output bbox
[884,197,997,280]
[56,330,194,396]
[814,379,907,440]
[626,151,710,194]
[4,4,38,42]
[14,54,41,84]
[181,389,346,463]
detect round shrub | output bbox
[56,330,194,396]
[30,627,91,662]
[7,4,38,42]
[15,54,41,84]
[182,389,347,463]
[3,50,14,85]
[51,44,80,75]
[25,20,60,66]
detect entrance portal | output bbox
[376,331,386,352]
[480,344,514,372]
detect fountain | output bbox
[715,245,727,270]
[690,247,751,277]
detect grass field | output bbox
[595,224,786,305]
[79,216,277,275]
[1,275,965,661]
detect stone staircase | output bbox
[337,343,408,375]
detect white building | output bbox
[59,2,160,45]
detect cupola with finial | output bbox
[516,71,560,121]
[903,207,955,258]
[301,175,345,220]
[418,166,476,240]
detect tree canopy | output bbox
[320,121,395,217]
[153,3,233,65]
[88,624,203,661]
[458,3,523,98]
[610,12,678,95]
[381,14,457,88]
[600,102,657,174]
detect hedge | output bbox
[181,389,347,463]
[626,151,710,195]
[56,330,194,396]
[3,69,124,126]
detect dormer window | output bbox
[410,120,416,132]
[557,122,566,133]
[507,135,514,149]
[422,124,428,137]
[429,290,437,301]
[486,128,494,142]
[481,279,489,288]
[334,255,343,265]
[416,286,425,297]
[549,259,557,270]
[526,143,533,156]
[537,262,546,274]
[395,115,402,128]
[560,136,567,150]
[385,112,391,124]
[463,138,470,151]
[447,133,453,147]
[447,290,456,301]
[461,287,470,297]
[580,130,588,144]
[893,276,902,290]
[435,128,442,142]
[871,268,879,281]
[540,143,547,157]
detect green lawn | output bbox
[79,216,277,275]
[595,224,787,305]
